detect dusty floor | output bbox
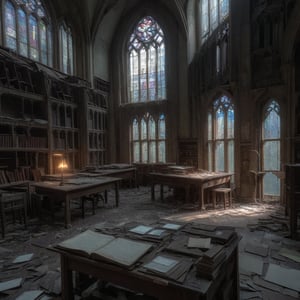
[0,186,299,300]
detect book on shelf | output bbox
[56,230,153,268]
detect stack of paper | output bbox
[141,254,194,283]
[197,245,226,279]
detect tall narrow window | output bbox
[262,100,281,198]
[40,20,47,64]
[18,8,28,56]
[201,0,209,39]
[128,16,167,163]
[200,0,229,42]
[158,114,166,162]
[131,113,166,163]
[29,15,38,60]
[5,1,17,51]
[3,0,53,65]
[207,95,234,175]
[60,23,74,74]
[132,118,140,163]
[128,16,165,103]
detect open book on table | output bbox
[56,230,153,268]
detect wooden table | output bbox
[82,167,137,187]
[149,171,233,210]
[55,223,239,300]
[31,177,121,228]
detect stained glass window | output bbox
[5,1,17,51]
[210,0,218,31]
[262,100,281,197]
[220,0,229,20]
[47,27,53,67]
[200,0,229,41]
[60,23,74,74]
[201,0,209,38]
[208,95,234,175]
[128,16,166,102]
[131,113,166,163]
[128,16,167,163]
[3,0,53,65]
[18,8,28,56]
[40,20,47,64]
[29,15,38,60]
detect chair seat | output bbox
[211,187,232,209]
[0,192,27,238]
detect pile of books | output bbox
[140,253,194,283]
[183,224,237,245]
[196,244,227,280]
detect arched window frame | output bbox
[261,99,281,198]
[2,0,53,66]
[207,95,234,175]
[128,16,166,103]
[59,21,74,75]
[130,113,166,163]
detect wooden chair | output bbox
[31,192,56,221]
[0,192,27,238]
[211,186,233,209]
[80,196,96,218]
[80,192,107,218]
[31,168,42,182]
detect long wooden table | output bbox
[78,167,137,187]
[55,222,239,300]
[149,171,233,210]
[31,177,121,228]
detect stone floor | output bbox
[0,186,299,300]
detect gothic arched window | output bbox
[131,113,166,163]
[207,95,234,174]
[128,16,166,103]
[60,22,74,74]
[262,100,281,198]
[4,0,53,66]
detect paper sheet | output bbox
[264,263,300,292]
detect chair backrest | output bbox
[0,192,26,210]
[31,169,42,182]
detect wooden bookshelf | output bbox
[178,139,198,168]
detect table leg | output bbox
[115,182,119,207]
[199,186,205,210]
[104,190,108,203]
[151,184,155,201]
[212,190,216,209]
[64,196,72,228]
[160,184,164,201]
[61,255,74,300]
[185,185,190,203]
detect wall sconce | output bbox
[58,157,68,186]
